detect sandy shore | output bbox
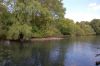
[31,37,64,41]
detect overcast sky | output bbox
[63,0,100,22]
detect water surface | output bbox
[0,36,100,66]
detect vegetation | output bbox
[76,21,96,35]
[90,19,100,35]
[0,0,100,40]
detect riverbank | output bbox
[0,35,98,42]
[30,35,71,41]
[0,37,64,42]
[31,37,64,41]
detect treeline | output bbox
[57,18,100,36]
[0,0,100,40]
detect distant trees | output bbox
[90,19,100,35]
[57,19,97,36]
[76,21,96,35]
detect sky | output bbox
[63,0,100,22]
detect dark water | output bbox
[0,36,100,66]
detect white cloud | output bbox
[88,3,100,10]
[89,3,96,7]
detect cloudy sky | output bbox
[63,0,100,22]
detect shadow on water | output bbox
[0,36,100,66]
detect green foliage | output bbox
[37,0,66,18]
[90,19,100,35]
[43,26,61,37]
[32,25,61,38]
[0,0,99,40]
[0,4,12,39]
[58,18,75,35]
[74,24,85,36]
[7,23,32,40]
[77,22,96,35]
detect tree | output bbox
[77,21,96,35]
[74,24,85,36]
[90,19,100,35]
[7,23,32,40]
[5,0,66,39]
[0,3,12,39]
[37,0,66,18]
[58,18,75,35]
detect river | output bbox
[0,36,100,66]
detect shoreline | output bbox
[30,37,64,41]
[0,35,98,42]
[30,35,70,41]
[0,37,65,42]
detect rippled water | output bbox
[0,36,100,66]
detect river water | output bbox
[0,36,100,66]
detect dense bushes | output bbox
[7,23,32,40]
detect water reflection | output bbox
[0,43,14,66]
[0,36,100,66]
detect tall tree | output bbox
[37,0,66,18]
[0,0,66,39]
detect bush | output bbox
[7,22,32,40]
